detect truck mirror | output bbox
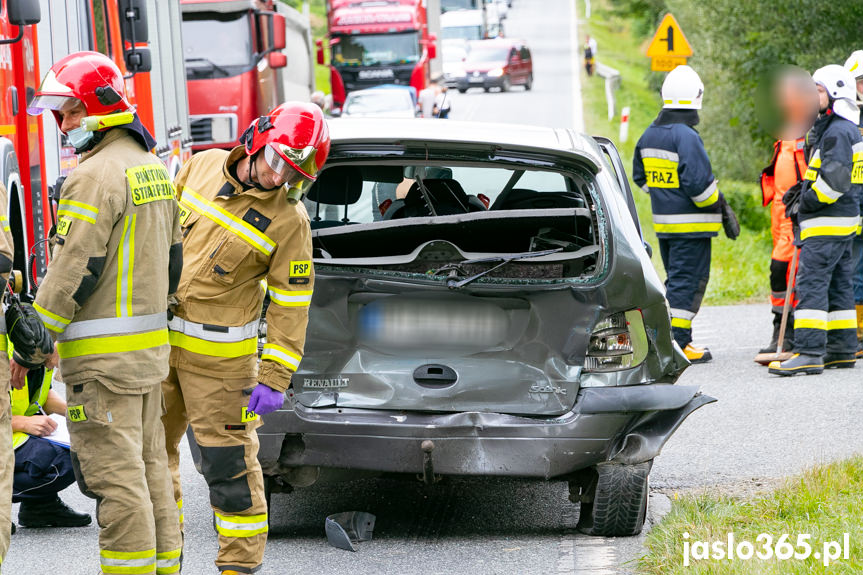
[272,13,286,51]
[119,0,149,43]
[316,39,325,66]
[125,46,152,74]
[268,52,287,70]
[7,0,41,26]
[427,42,437,60]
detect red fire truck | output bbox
[180,0,288,151]
[318,0,442,110]
[0,0,192,289]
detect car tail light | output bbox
[583,310,648,372]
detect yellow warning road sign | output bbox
[646,14,693,58]
[651,56,688,72]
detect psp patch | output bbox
[56,217,72,237]
[241,407,260,422]
[126,163,175,205]
[178,203,192,225]
[67,405,87,422]
[290,260,311,277]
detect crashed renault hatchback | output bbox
[255,119,715,536]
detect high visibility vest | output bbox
[8,354,53,450]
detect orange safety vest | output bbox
[761,138,808,263]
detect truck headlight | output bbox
[583,310,649,372]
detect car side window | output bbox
[509,48,518,62]
[520,47,530,61]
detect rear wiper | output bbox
[185,57,230,77]
[430,248,563,289]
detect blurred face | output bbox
[58,99,87,134]
[777,75,818,138]
[816,84,830,112]
[857,78,863,98]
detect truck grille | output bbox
[189,114,237,145]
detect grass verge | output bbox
[639,456,863,574]
[579,2,772,305]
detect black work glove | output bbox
[782,181,803,224]
[719,195,740,240]
[6,300,54,368]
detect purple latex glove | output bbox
[247,384,285,416]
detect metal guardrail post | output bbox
[595,62,621,121]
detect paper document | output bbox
[45,414,70,448]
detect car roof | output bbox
[327,119,601,170]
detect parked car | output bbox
[456,38,532,93]
[208,119,714,537]
[442,40,469,87]
[339,85,419,118]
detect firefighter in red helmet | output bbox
[161,102,330,574]
[26,51,183,575]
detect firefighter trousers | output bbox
[161,367,268,574]
[794,238,857,356]
[659,237,711,348]
[0,388,12,572]
[853,235,863,305]
[67,380,183,575]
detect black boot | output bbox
[760,312,794,354]
[10,522,14,535]
[824,353,856,369]
[768,353,824,376]
[18,496,92,528]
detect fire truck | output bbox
[318,0,442,110]
[180,0,289,151]
[0,0,192,289]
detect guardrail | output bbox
[595,62,620,121]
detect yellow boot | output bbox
[684,343,713,364]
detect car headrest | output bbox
[360,165,404,183]
[306,166,363,205]
[402,178,485,216]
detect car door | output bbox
[520,46,532,79]
[593,136,648,251]
[507,47,520,81]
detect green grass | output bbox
[639,457,863,574]
[580,2,772,305]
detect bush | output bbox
[722,180,769,233]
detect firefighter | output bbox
[162,102,329,574]
[0,182,15,566]
[26,52,183,574]
[769,65,863,376]
[633,65,727,363]
[757,70,815,356]
[844,50,863,357]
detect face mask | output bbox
[67,127,95,151]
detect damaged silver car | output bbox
[191,119,715,537]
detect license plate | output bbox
[470,77,484,83]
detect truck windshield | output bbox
[442,26,483,42]
[182,11,253,74]
[441,0,481,11]
[332,32,420,67]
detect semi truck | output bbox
[318,0,442,110]
[1,0,192,289]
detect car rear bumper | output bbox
[254,384,715,481]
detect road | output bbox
[7,0,863,573]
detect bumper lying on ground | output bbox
[254,384,715,481]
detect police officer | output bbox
[633,65,726,363]
[844,50,863,357]
[769,65,863,375]
[162,102,329,575]
[26,52,183,574]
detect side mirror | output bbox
[268,51,287,69]
[427,39,437,60]
[272,13,286,50]
[7,0,41,26]
[119,0,149,43]
[125,47,152,73]
[316,39,325,66]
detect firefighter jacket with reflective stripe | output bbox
[798,113,863,242]
[633,121,722,238]
[170,146,314,393]
[33,129,183,391]
[0,184,14,398]
[9,365,52,450]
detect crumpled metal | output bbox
[325,511,376,551]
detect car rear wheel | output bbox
[572,461,651,536]
[525,73,533,91]
[458,87,468,93]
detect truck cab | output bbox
[181,0,288,151]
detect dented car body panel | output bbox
[238,120,711,482]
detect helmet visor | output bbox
[27,95,82,116]
[263,144,315,189]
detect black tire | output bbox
[500,76,511,92]
[458,88,468,93]
[483,87,491,93]
[576,461,651,536]
[525,73,533,91]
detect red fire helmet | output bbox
[27,51,130,126]
[241,102,331,184]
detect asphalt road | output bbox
[8,1,863,574]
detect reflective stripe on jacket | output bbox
[33,130,183,390]
[798,114,863,241]
[632,121,722,239]
[170,147,314,393]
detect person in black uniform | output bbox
[633,65,729,363]
[770,65,863,375]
